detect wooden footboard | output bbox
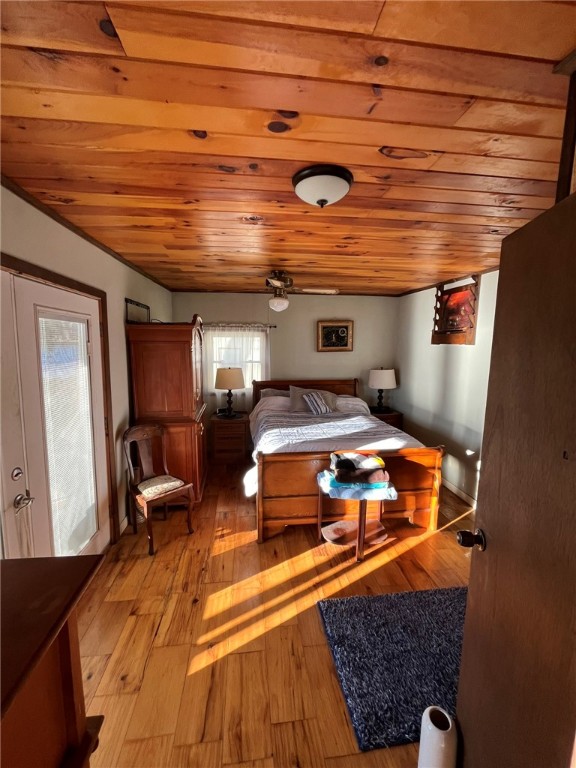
[256,447,444,542]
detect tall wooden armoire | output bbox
[126,315,207,503]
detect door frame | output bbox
[1,252,120,543]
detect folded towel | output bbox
[317,470,398,500]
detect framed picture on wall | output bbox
[431,276,480,345]
[125,298,150,323]
[317,320,354,352]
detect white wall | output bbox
[394,272,499,500]
[1,189,173,527]
[172,291,398,401]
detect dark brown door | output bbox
[456,195,576,767]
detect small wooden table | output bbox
[316,471,394,562]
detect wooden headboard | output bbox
[252,378,359,405]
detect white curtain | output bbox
[203,324,270,414]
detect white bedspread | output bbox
[242,396,423,497]
[251,411,423,455]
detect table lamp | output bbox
[215,367,245,418]
[368,368,397,413]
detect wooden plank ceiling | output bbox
[1,1,573,295]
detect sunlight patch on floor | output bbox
[186,511,472,676]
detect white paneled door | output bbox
[0,272,110,557]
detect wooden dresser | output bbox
[126,315,207,503]
[1,555,104,768]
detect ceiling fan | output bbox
[265,270,339,312]
[266,269,339,312]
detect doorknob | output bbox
[14,492,35,511]
[457,528,486,551]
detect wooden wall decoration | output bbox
[431,276,480,346]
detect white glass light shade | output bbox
[294,175,350,207]
[214,367,245,390]
[368,368,397,390]
[292,165,353,208]
[269,296,290,312]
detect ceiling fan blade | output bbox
[294,287,340,295]
[266,277,285,288]
[266,271,294,289]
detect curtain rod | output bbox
[203,322,277,329]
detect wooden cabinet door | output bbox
[162,421,207,502]
[162,423,194,485]
[131,341,193,419]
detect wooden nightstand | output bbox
[369,407,404,430]
[210,412,250,463]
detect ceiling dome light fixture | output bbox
[292,164,353,208]
[269,287,290,312]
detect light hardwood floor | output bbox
[79,465,473,768]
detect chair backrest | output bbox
[123,424,168,485]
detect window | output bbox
[203,324,270,412]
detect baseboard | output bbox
[119,515,128,534]
[442,479,476,508]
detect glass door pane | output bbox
[38,314,98,555]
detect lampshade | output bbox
[214,367,245,391]
[368,368,397,390]
[292,164,354,208]
[269,288,289,312]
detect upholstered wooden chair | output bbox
[123,423,194,555]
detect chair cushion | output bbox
[137,474,185,500]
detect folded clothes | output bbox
[317,470,398,500]
[330,451,385,472]
[334,467,389,484]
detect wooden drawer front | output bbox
[216,422,245,437]
[210,414,249,462]
[381,413,403,428]
[215,435,245,451]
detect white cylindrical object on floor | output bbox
[417,706,457,768]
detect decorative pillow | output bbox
[303,391,332,415]
[260,388,290,398]
[289,385,338,412]
[137,474,184,500]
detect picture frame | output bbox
[125,298,151,324]
[317,320,354,352]
[431,276,480,345]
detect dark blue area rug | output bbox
[317,587,467,751]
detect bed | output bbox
[250,379,444,542]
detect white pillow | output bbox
[250,396,291,418]
[260,388,290,398]
[334,395,370,414]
